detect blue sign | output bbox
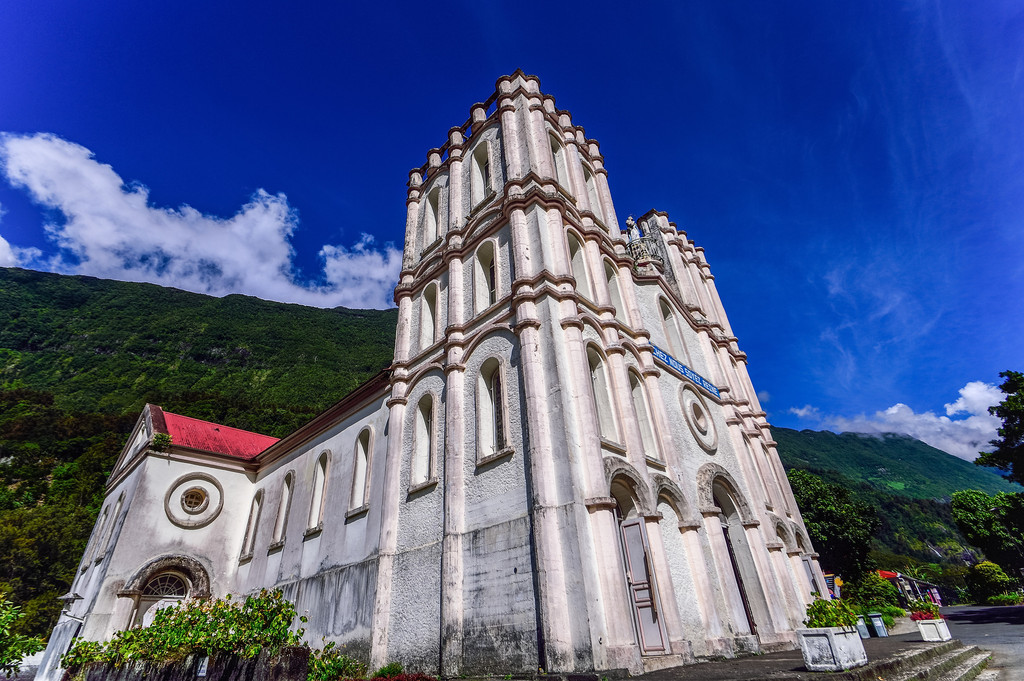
[650,345,720,398]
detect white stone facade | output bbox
[37,71,826,680]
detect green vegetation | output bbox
[0,267,397,637]
[786,470,879,579]
[976,370,1024,484]
[0,597,45,678]
[950,489,1024,573]
[773,427,1017,498]
[777,428,1020,593]
[61,590,305,672]
[62,589,429,681]
[802,597,858,628]
[964,561,1015,604]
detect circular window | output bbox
[164,474,224,529]
[681,386,718,453]
[180,487,209,514]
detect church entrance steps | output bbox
[628,635,990,681]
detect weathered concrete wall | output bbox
[67,647,309,681]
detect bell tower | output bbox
[376,71,823,675]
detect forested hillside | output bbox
[773,427,1021,579]
[772,427,1017,498]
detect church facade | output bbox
[37,71,826,680]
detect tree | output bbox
[976,370,1024,484]
[787,469,881,579]
[0,598,44,678]
[950,489,1024,573]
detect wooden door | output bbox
[620,518,668,655]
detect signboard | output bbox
[650,345,720,398]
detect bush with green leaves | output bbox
[986,592,1023,606]
[61,589,306,673]
[307,641,367,681]
[803,597,858,628]
[966,561,1015,602]
[0,598,45,678]
[842,571,900,609]
[373,661,405,678]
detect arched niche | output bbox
[695,462,757,525]
[603,457,654,518]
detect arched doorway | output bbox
[119,555,211,629]
[712,483,757,636]
[610,477,668,656]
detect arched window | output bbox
[550,134,569,188]
[474,241,498,313]
[420,284,438,349]
[629,370,660,459]
[272,473,293,544]
[100,494,124,558]
[423,187,441,248]
[240,490,263,559]
[605,261,626,323]
[660,299,687,362]
[478,359,507,458]
[583,166,603,222]
[567,233,591,299]
[351,430,371,510]
[412,395,435,486]
[131,572,190,628]
[471,142,493,206]
[85,506,109,567]
[307,452,329,531]
[588,347,618,442]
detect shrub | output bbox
[843,572,900,609]
[61,589,305,673]
[308,641,367,681]
[803,597,858,628]
[967,561,1015,602]
[0,598,45,678]
[373,661,405,678]
[986,592,1023,606]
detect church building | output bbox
[37,71,827,680]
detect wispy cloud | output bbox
[0,133,402,309]
[788,380,1002,461]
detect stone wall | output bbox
[65,647,308,681]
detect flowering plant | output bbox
[908,599,941,620]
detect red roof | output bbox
[878,570,899,579]
[149,405,279,460]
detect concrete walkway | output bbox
[634,633,955,681]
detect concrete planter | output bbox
[796,626,869,672]
[917,618,952,642]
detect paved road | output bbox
[943,605,1024,679]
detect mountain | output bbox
[772,427,1017,499]
[0,267,398,437]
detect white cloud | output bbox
[0,201,42,267]
[789,404,821,420]
[757,390,771,404]
[818,381,1002,461]
[0,133,402,309]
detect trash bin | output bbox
[856,615,871,639]
[867,612,888,637]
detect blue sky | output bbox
[1,1,1022,459]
